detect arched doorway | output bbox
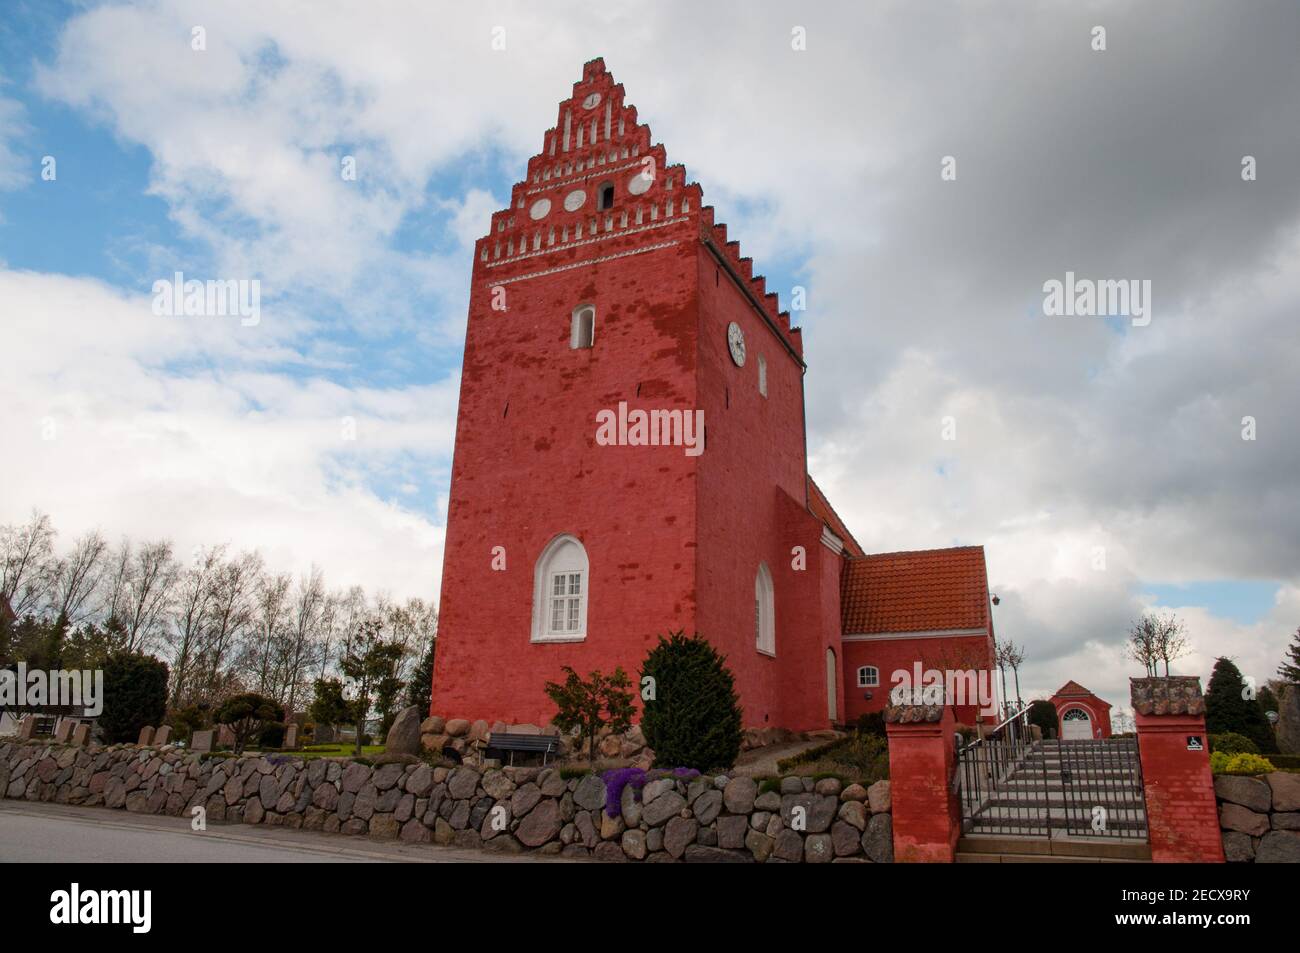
[826,648,838,723]
[1060,706,1093,740]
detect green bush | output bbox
[1208,732,1259,755]
[214,692,285,755]
[258,721,287,749]
[640,631,743,771]
[855,712,886,737]
[98,652,169,744]
[1210,751,1276,775]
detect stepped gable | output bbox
[474,57,802,359]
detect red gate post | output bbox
[884,703,961,862]
[1130,676,1225,863]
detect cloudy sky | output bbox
[1,0,1297,713]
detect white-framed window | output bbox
[571,304,595,349]
[755,562,775,655]
[857,666,879,688]
[757,354,767,397]
[532,535,589,641]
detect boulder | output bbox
[837,800,867,831]
[1219,802,1269,837]
[621,829,648,860]
[723,776,758,814]
[840,783,868,802]
[803,833,834,863]
[1272,811,1300,830]
[1266,771,1300,812]
[511,782,543,818]
[745,829,775,863]
[1256,830,1300,863]
[717,815,749,849]
[693,789,723,825]
[573,774,607,812]
[663,817,698,858]
[447,767,480,800]
[1214,775,1271,813]
[384,706,422,756]
[420,715,446,735]
[862,813,893,862]
[867,780,891,814]
[445,718,471,738]
[684,845,751,863]
[516,799,562,847]
[642,791,686,827]
[831,820,862,856]
[1221,831,1255,862]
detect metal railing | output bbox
[956,703,1051,837]
[1057,737,1148,839]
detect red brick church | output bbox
[431,59,998,732]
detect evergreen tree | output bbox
[405,639,436,714]
[1279,626,1300,684]
[99,652,169,744]
[1027,699,1059,739]
[1205,657,1275,753]
[640,631,743,771]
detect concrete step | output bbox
[958,834,1151,862]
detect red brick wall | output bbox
[886,707,962,862]
[842,634,997,726]
[1050,692,1113,738]
[1134,711,1225,863]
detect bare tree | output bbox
[0,511,58,618]
[1000,641,1027,707]
[201,550,261,695]
[1128,613,1187,677]
[100,538,134,626]
[166,545,224,706]
[120,540,178,653]
[282,567,326,711]
[250,571,292,696]
[1126,616,1161,676]
[49,530,108,624]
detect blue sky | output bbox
[1,1,1297,708]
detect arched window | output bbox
[597,181,615,210]
[532,535,589,641]
[571,304,595,349]
[857,666,879,688]
[755,563,775,655]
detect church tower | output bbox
[431,58,844,732]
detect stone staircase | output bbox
[960,738,1150,860]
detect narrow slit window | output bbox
[757,355,767,397]
[597,182,615,210]
[571,305,595,349]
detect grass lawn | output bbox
[286,744,386,760]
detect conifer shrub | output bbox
[640,631,743,771]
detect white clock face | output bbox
[582,92,602,110]
[528,198,551,220]
[727,322,746,367]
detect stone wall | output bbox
[0,740,891,863]
[1214,771,1300,862]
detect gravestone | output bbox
[283,724,299,750]
[137,725,155,746]
[190,729,215,753]
[315,724,335,744]
[72,723,91,746]
[154,725,171,745]
[217,724,236,748]
[54,718,75,744]
[17,715,36,740]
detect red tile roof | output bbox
[1052,681,1112,706]
[841,546,990,634]
[806,476,865,557]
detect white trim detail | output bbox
[486,239,680,289]
[755,562,775,656]
[842,627,988,642]
[819,526,844,555]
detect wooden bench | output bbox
[487,732,562,766]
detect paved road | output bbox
[0,801,569,863]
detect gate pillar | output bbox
[884,704,961,862]
[1130,677,1225,863]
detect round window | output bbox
[563,189,587,212]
